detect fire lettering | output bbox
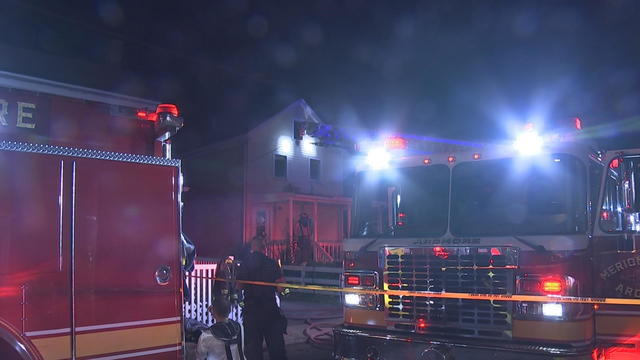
[0,99,7,126]
[16,102,36,129]
[615,283,640,298]
[600,256,640,280]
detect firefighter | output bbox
[237,236,288,360]
[295,212,314,265]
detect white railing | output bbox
[185,261,343,325]
[184,261,217,326]
[315,242,343,263]
[184,260,246,326]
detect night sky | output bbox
[1,0,640,152]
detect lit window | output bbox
[310,159,320,180]
[275,155,287,178]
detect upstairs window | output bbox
[310,159,320,180]
[274,155,287,178]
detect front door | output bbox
[593,150,640,355]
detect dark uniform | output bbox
[238,251,287,360]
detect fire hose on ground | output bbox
[284,309,342,348]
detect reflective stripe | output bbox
[77,317,181,332]
[24,316,181,337]
[88,345,182,360]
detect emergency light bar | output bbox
[136,103,180,122]
[384,136,408,150]
[136,103,184,141]
[359,136,408,170]
[513,123,544,156]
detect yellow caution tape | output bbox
[193,277,640,306]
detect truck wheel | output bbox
[0,339,27,360]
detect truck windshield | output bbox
[451,154,587,236]
[353,165,450,238]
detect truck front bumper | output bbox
[333,326,593,360]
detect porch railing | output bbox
[265,240,343,264]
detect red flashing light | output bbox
[384,136,408,150]
[574,117,582,130]
[423,158,432,165]
[397,212,407,227]
[542,278,563,294]
[601,210,610,221]
[610,158,620,169]
[433,246,449,259]
[146,112,158,122]
[416,317,427,330]
[136,110,148,119]
[472,153,481,160]
[156,103,179,117]
[345,260,357,269]
[447,155,456,164]
[346,275,360,286]
[490,247,501,256]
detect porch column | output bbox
[313,200,318,261]
[288,198,294,248]
[347,204,352,239]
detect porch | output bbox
[246,192,351,264]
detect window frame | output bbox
[274,154,287,179]
[449,154,588,237]
[309,158,321,181]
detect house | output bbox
[182,100,352,263]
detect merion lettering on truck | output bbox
[413,238,481,245]
[600,255,640,280]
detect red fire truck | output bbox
[333,121,640,360]
[0,71,186,360]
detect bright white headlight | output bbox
[344,293,361,306]
[542,303,563,317]
[513,131,544,156]
[365,148,391,170]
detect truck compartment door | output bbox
[0,150,71,360]
[73,158,182,359]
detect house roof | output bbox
[247,98,321,135]
[182,99,323,158]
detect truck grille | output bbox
[384,246,518,339]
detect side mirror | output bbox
[622,158,640,213]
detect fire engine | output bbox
[0,71,186,360]
[331,119,640,360]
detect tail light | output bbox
[542,278,563,294]
[515,274,583,320]
[346,275,360,286]
[343,271,380,310]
